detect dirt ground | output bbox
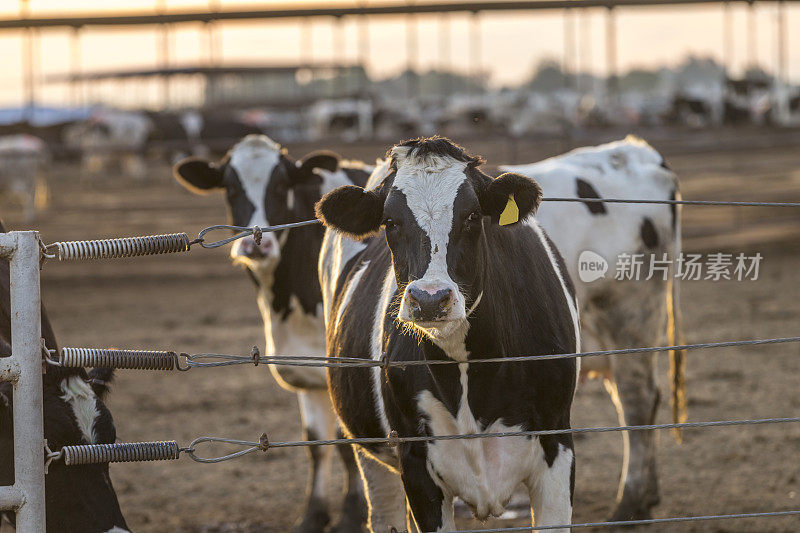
[2,132,799,532]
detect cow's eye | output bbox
[467,211,481,223]
[384,218,397,231]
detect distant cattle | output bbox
[502,136,685,521]
[173,135,372,533]
[63,110,153,180]
[317,137,579,532]
[0,135,49,222]
[0,220,128,532]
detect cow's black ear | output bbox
[480,172,543,225]
[315,185,384,240]
[88,367,115,401]
[299,151,340,176]
[173,157,224,193]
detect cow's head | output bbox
[0,364,128,532]
[173,134,335,282]
[316,137,542,341]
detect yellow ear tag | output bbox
[498,194,519,226]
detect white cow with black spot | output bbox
[502,135,686,521]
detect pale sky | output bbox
[0,1,798,107]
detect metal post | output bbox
[579,10,591,95]
[406,13,418,100]
[747,1,757,71]
[605,6,618,105]
[470,11,482,93]
[69,27,82,107]
[0,231,45,531]
[439,13,452,98]
[563,9,576,90]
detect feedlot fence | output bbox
[1,195,799,531]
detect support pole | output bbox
[605,6,618,105]
[563,9,576,91]
[334,16,346,96]
[439,13,452,98]
[470,11,482,93]
[747,0,757,71]
[774,0,789,123]
[723,2,732,80]
[7,231,45,531]
[69,26,83,107]
[406,13,418,100]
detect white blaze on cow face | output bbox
[391,146,469,341]
[227,135,283,275]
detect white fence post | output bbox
[0,231,45,532]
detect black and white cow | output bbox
[316,137,579,532]
[0,221,128,532]
[501,136,685,521]
[173,134,372,532]
[0,134,49,222]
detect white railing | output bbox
[0,231,45,532]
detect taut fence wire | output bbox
[44,336,800,370]
[7,193,799,532]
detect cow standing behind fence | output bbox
[316,137,579,532]
[501,135,686,521]
[173,135,372,532]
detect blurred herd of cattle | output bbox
[0,76,799,222]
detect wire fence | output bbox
[31,193,800,532]
[45,335,800,371]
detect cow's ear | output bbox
[88,367,115,401]
[299,151,340,176]
[315,185,384,240]
[173,157,224,193]
[479,172,542,225]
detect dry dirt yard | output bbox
[2,135,799,532]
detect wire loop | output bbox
[183,436,270,464]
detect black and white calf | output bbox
[316,137,579,532]
[502,136,685,521]
[0,222,128,533]
[173,134,372,532]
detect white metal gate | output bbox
[0,231,46,531]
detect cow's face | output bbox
[0,373,128,532]
[317,137,542,342]
[174,135,331,280]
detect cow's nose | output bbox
[239,236,275,259]
[407,286,453,322]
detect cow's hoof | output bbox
[608,502,653,524]
[293,498,330,533]
[330,492,367,533]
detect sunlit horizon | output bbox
[0,1,798,108]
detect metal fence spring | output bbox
[59,348,181,371]
[62,441,180,465]
[47,233,190,260]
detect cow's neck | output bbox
[252,228,325,356]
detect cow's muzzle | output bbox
[404,285,455,323]
[230,234,280,267]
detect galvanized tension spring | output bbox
[40,220,322,261]
[45,434,271,468]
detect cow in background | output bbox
[173,134,372,532]
[63,110,152,180]
[0,135,49,222]
[501,135,685,521]
[0,220,129,532]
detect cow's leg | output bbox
[354,448,406,533]
[400,443,455,533]
[330,437,368,533]
[295,389,336,533]
[605,352,660,521]
[528,441,574,533]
